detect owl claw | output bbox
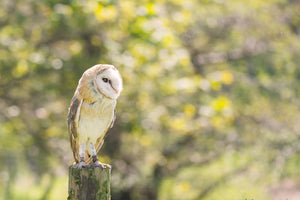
[94,161,111,169]
[76,161,88,169]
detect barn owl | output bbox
[68,64,123,169]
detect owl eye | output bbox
[102,78,108,83]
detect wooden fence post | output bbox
[67,164,111,200]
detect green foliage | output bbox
[1,0,300,199]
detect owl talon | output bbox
[102,163,111,169]
[76,161,88,169]
[94,160,111,169]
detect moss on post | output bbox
[67,164,111,200]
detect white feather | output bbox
[77,97,116,154]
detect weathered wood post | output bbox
[67,164,111,200]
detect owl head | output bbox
[94,65,123,99]
[77,64,123,100]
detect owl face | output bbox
[95,67,123,99]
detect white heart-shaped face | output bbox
[95,67,123,99]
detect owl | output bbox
[68,64,123,168]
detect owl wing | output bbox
[67,96,83,163]
[85,109,116,164]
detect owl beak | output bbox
[111,85,119,95]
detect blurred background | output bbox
[1,0,300,199]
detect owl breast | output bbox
[77,98,116,144]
